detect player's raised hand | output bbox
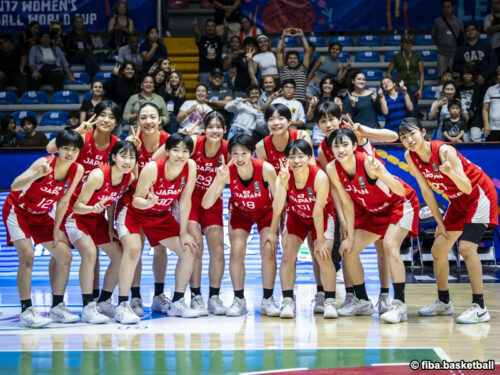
[215,156,229,181]
[146,184,159,208]
[439,149,453,176]
[37,155,55,177]
[78,114,97,135]
[278,158,290,184]
[126,125,142,150]
[366,155,383,177]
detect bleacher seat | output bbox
[0,112,3,120]
[0,91,17,104]
[299,52,320,62]
[385,34,402,46]
[384,50,398,62]
[94,71,112,83]
[338,52,350,63]
[67,72,90,85]
[306,36,326,47]
[479,33,490,43]
[40,111,68,126]
[19,91,48,104]
[414,34,434,45]
[11,110,38,125]
[419,50,437,61]
[361,69,384,81]
[355,51,381,62]
[82,91,92,101]
[330,35,354,47]
[272,36,298,47]
[52,90,80,104]
[422,86,439,99]
[424,67,439,80]
[357,35,382,46]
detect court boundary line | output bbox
[434,347,452,361]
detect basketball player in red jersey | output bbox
[117,133,199,319]
[3,130,84,328]
[326,128,419,323]
[202,134,280,317]
[273,140,337,319]
[68,141,137,324]
[399,117,498,324]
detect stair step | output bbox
[169,56,199,64]
[164,38,198,56]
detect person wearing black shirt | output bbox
[66,16,100,80]
[0,115,19,148]
[223,37,257,98]
[0,34,28,94]
[211,0,241,39]
[104,62,139,109]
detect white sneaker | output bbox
[151,293,171,314]
[130,297,144,317]
[96,298,115,318]
[456,303,490,324]
[208,295,228,315]
[226,297,247,317]
[190,295,209,316]
[323,298,338,319]
[280,297,295,319]
[338,297,374,316]
[49,302,79,323]
[380,300,408,323]
[418,298,454,316]
[167,298,200,318]
[261,297,280,317]
[115,301,140,324]
[340,292,356,310]
[20,307,52,328]
[313,292,325,314]
[81,302,110,324]
[377,293,392,314]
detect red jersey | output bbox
[77,130,119,184]
[264,129,299,174]
[410,140,488,200]
[137,131,169,171]
[192,136,228,193]
[229,158,273,212]
[319,138,336,164]
[9,156,79,215]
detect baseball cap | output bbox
[211,68,223,77]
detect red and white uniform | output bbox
[335,151,419,238]
[65,164,131,246]
[3,156,79,245]
[285,165,335,242]
[264,129,298,174]
[319,138,336,164]
[189,136,228,229]
[116,158,190,246]
[228,158,273,233]
[320,135,380,167]
[410,140,498,231]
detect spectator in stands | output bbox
[80,81,104,123]
[431,0,464,76]
[177,83,212,132]
[379,78,413,133]
[276,28,313,106]
[248,35,277,85]
[18,115,48,147]
[158,70,186,133]
[343,70,381,128]
[258,75,279,107]
[0,115,19,147]
[66,111,80,130]
[387,33,424,117]
[223,36,243,89]
[20,21,40,51]
[429,80,465,140]
[224,37,257,97]
[442,98,466,142]
[117,35,143,71]
[28,32,75,92]
[212,0,241,40]
[434,69,455,99]
[66,16,100,81]
[306,42,349,99]
[123,74,169,127]
[458,69,484,141]
[453,23,497,86]
[238,15,262,43]
[262,78,305,128]
[192,18,226,88]
[482,68,500,141]
[105,62,139,109]
[107,0,134,52]
[140,26,168,74]
[0,34,28,94]
[484,0,500,67]
[225,85,266,140]
[49,20,65,50]
[153,69,167,93]
[206,68,233,123]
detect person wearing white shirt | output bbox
[264,79,305,128]
[482,68,500,141]
[177,84,212,132]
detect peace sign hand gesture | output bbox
[366,155,383,178]
[113,62,121,76]
[125,125,142,150]
[215,156,229,182]
[37,155,55,177]
[77,114,97,135]
[146,185,159,208]
[278,158,290,185]
[439,149,453,177]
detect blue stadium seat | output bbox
[11,110,38,125]
[272,36,298,47]
[299,52,320,62]
[424,67,439,80]
[0,112,3,120]
[423,86,439,99]
[354,51,381,62]
[82,91,92,101]
[44,132,58,140]
[479,33,490,43]
[330,35,354,47]
[414,34,434,45]
[66,71,90,85]
[94,71,113,83]
[419,50,437,61]
[385,34,402,46]
[40,111,68,126]
[306,36,326,47]
[357,35,382,46]
[338,52,350,63]
[384,50,398,62]
[19,90,48,104]
[52,90,80,104]
[361,69,384,81]
[0,91,17,104]
[391,69,397,80]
